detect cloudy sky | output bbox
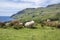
[0,0,60,16]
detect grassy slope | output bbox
[0,25,60,40]
[6,4,60,40]
[11,3,60,22]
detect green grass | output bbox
[0,25,60,40]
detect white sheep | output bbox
[5,23,10,26]
[24,20,35,28]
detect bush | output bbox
[13,25,23,30]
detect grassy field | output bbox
[0,24,60,40]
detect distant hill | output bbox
[11,3,60,23]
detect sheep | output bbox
[11,20,24,29]
[46,21,59,27]
[5,20,23,29]
[46,19,51,22]
[10,20,20,26]
[41,20,60,28]
[15,22,23,29]
[40,21,48,27]
[19,23,23,26]
[5,22,10,26]
[24,20,35,28]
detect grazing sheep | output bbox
[46,19,51,22]
[10,20,19,26]
[41,20,60,28]
[10,20,24,29]
[5,23,10,26]
[5,20,23,29]
[40,21,48,27]
[7,20,21,26]
[15,22,23,28]
[46,21,59,27]
[24,20,35,28]
[19,23,23,26]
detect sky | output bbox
[0,0,60,16]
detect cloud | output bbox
[0,0,60,16]
[49,0,60,4]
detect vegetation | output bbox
[0,3,60,40]
[11,3,60,23]
[0,25,60,40]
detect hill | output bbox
[11,3,60,23]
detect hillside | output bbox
[11,3,60,22]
